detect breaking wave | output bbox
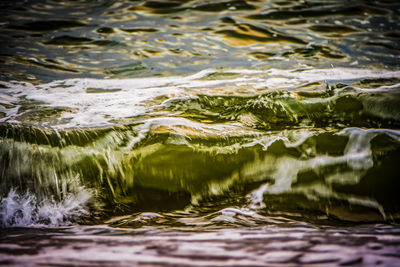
[1,68,400,226]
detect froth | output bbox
[0,189,91,227]
[1,68,400,128]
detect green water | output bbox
[0,0,400,265]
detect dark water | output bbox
[1,0,400,265]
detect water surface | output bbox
[1,0,400,265]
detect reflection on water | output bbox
[0,0,399,82]
[1,223,400,266]
[1,0,400,266]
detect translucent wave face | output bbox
[2,116,400,225]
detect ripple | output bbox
[1,0,398,81]
[44,35,122,47]
[9,20,89,32]
[1,224,400,266]
[215,23,306,46]
[247,5,388,20]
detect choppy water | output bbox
[1,0,400,266]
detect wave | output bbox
[1,123,400,225]
[1,68,400,226]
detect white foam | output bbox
[1,67,399,128]
[268,68,400,82]
[0,189,91,227]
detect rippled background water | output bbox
[1,0,400,266]
[1,0,399,83]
